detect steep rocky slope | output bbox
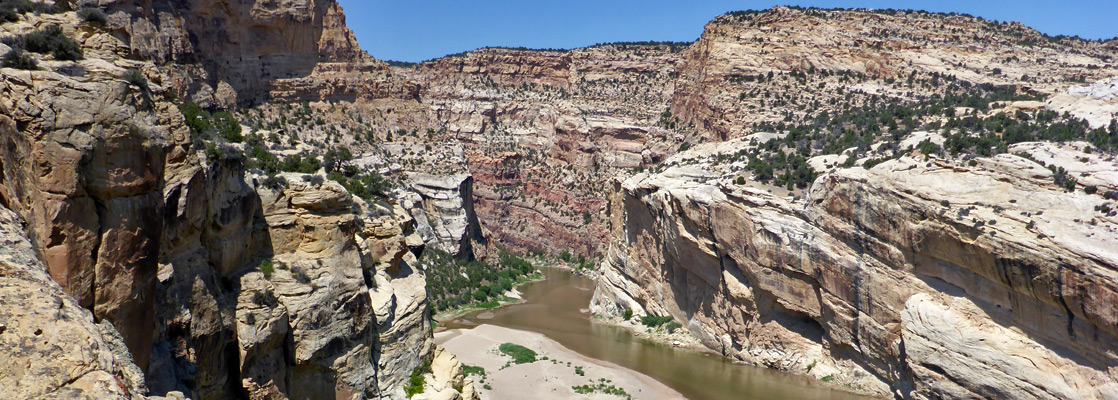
[0,1,475,399]
[591,138,1118,398]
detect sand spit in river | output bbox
[436,324,684,400]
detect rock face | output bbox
[0,64,176,372]
[0,3,464,400]
[0,204,147,399]
[82,0,411,106]
[671,7,1118,141]
[398,173,486,259]
[591,140,1118,399]
[401,44,686,257]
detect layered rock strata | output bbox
[592,141,1118,399]
[398,173,487,259]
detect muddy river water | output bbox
[440,268,874,400]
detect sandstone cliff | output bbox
[389,7,1118,260]
[0,204,147,399]
[591,139,1118,398]
[398,173,487,260]
[0,2,473,399]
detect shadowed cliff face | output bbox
[591,140,1118,399]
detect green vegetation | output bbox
[1,48,36,70]
[180,102,213,137]
[0,0,59,23]
[574,366,585,376]
[423,248,535,312]
[5,25,83,61]
[640,315,674,328]
[572,378,632,399]
[259,260,274,278]
[498,343,537,365]
[404,362,430,398]
[664,321,683,334]
[700,68,1117,192]
[252,290,278,308]
[622,308,633,320]
[462,364,486,379]
[78,7,107,26]
[122,69,148,92]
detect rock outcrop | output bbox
[591,140,1118,399]
[0,204,147,399]
[0,3,467,399]
[80,0,410,106]
[398,173,486,259]
[400,44,686,257]
[671,7,1118,141]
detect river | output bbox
[440,268,875,400]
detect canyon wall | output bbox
[591,140,1118,399]
[671,7,1118,140]
[402,7,1118,258]
[403,45,686,257]
[0,2,473,399]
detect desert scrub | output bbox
[1,48,36,70]
[259,260,274,278]
[77,7,107,26]
[122,69,148,92]
[572,378,632,399]
[498,343,537,364]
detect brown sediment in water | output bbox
[441,268,880,400]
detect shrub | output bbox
[22,25,83,61]
[252,290,278,308]
[0,0,59,16]
[179,102,212,136]
[2,48,36,70]
[212,111,242,142]
[259,260,274,278]
[664,321,682,333]
[77,7,107,26]
[404,363,428,398]
[640,315,673,328]
[122,69,148,92]
[1085,185,1098,195]
[291,266,311,284]
[0,8,17,23]
[260,175,287,190]
[498,343,537,364]
[462,364,486,378]
[622,308,633,320]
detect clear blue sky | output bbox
[337,1,1118,62]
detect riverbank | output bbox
[590,314,710,354]
[432,272,545,324]
[436,324,684,400]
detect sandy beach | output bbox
[436,324,685,400]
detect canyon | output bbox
[1,1,1117,400]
